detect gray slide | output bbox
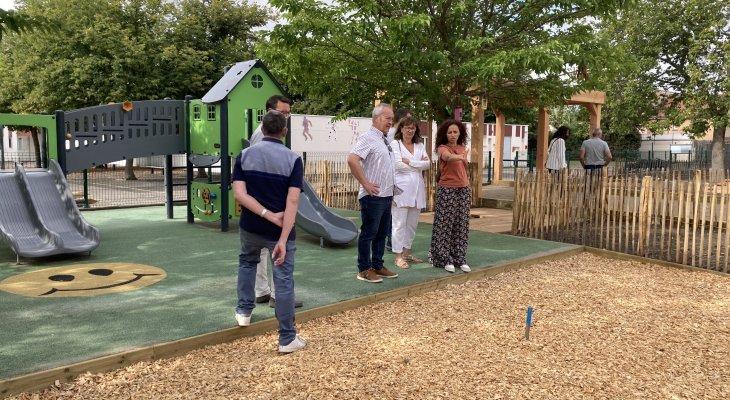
[0,160,99,261]
[296,180,358,246]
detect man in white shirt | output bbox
[249,95,303,309]
[348,104,400,283]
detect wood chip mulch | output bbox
[9,253,730,399]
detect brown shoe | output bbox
[357,268,383,283]
[375,266,398,279]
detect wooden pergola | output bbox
[469,90,606,184]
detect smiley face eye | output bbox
[88,269,113,276]
[49,274,75,282]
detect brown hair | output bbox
[393,116,422,144]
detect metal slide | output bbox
[296,180,358,246]
[0,160,99,260]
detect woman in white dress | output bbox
[390,116,430,269]
[546,125,570,172]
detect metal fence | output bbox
[487,147,730,182]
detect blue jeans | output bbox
[358,195,392,272]
[237,229,296,345]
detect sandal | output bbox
[394,258,410,269]
[404,255,423,263]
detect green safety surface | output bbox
[0,206,574,380]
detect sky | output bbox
[0,0,15,10]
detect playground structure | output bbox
[0,60,358,260]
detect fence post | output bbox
[488,151,493,184]
[513,151,518,179]
[82,169,90,209]
[164,154,173,219]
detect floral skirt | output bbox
[429,186,471,267]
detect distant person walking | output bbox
[546,126,570,172]
[429,119,471,273]
[232,110,306,353]
[390,116,430,269]
[579,128,612,171]
[347,104,400,283]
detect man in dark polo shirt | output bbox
[232,110,306,353]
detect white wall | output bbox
[289,114,529,159]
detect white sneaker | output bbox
[459,264,471,273]
[279,335,307,353]
[235,313,251,327]
[444,264,455,273]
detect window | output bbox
[207,105,216,121]
[256,109,264,123]
[251,74,263,89]
[193,105,201,120]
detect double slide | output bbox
[0,160,99,261]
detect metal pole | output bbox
[1,125,5,169]
[82,169,89,208]
[220,98,230,232]
[185,96,194,224]
[488,151,492,184]
[165,154,173,219]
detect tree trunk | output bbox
[710,123,726,183]
[125,158,138,180]
[30,127,42,167]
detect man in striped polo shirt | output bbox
[347,104,400,283]
[232,110,306,353]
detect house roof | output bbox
[201,59,288,104]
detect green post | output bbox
[82,169,89,208]
[487,151,493,184]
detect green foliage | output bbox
[258,0,631,122]
[0,8,55,41]
[600,0,729,140]
[0,0,271,114]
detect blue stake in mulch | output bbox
[525,306,534,340]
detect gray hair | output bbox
[372,103,393,120]
[592,128,603,137]
[262,110,287,136]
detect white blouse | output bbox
[391,139,430,208]
[546,138,567,169]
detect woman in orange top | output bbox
[429,120,471,273]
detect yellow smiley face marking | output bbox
[0,263,166,297]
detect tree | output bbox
[0,0,271,171]
[0,8,52,41]
[258,0,631,122]
[601,0,729,178]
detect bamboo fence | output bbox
[513,169,730,273]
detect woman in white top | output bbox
[546,125,570,172]
[390,116,430,269]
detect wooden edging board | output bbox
[584,246,730,278]
[0,245,583,398]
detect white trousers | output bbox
[391,206,421,253]
[254,248,275,299]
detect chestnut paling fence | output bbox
[513,169,730,273]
